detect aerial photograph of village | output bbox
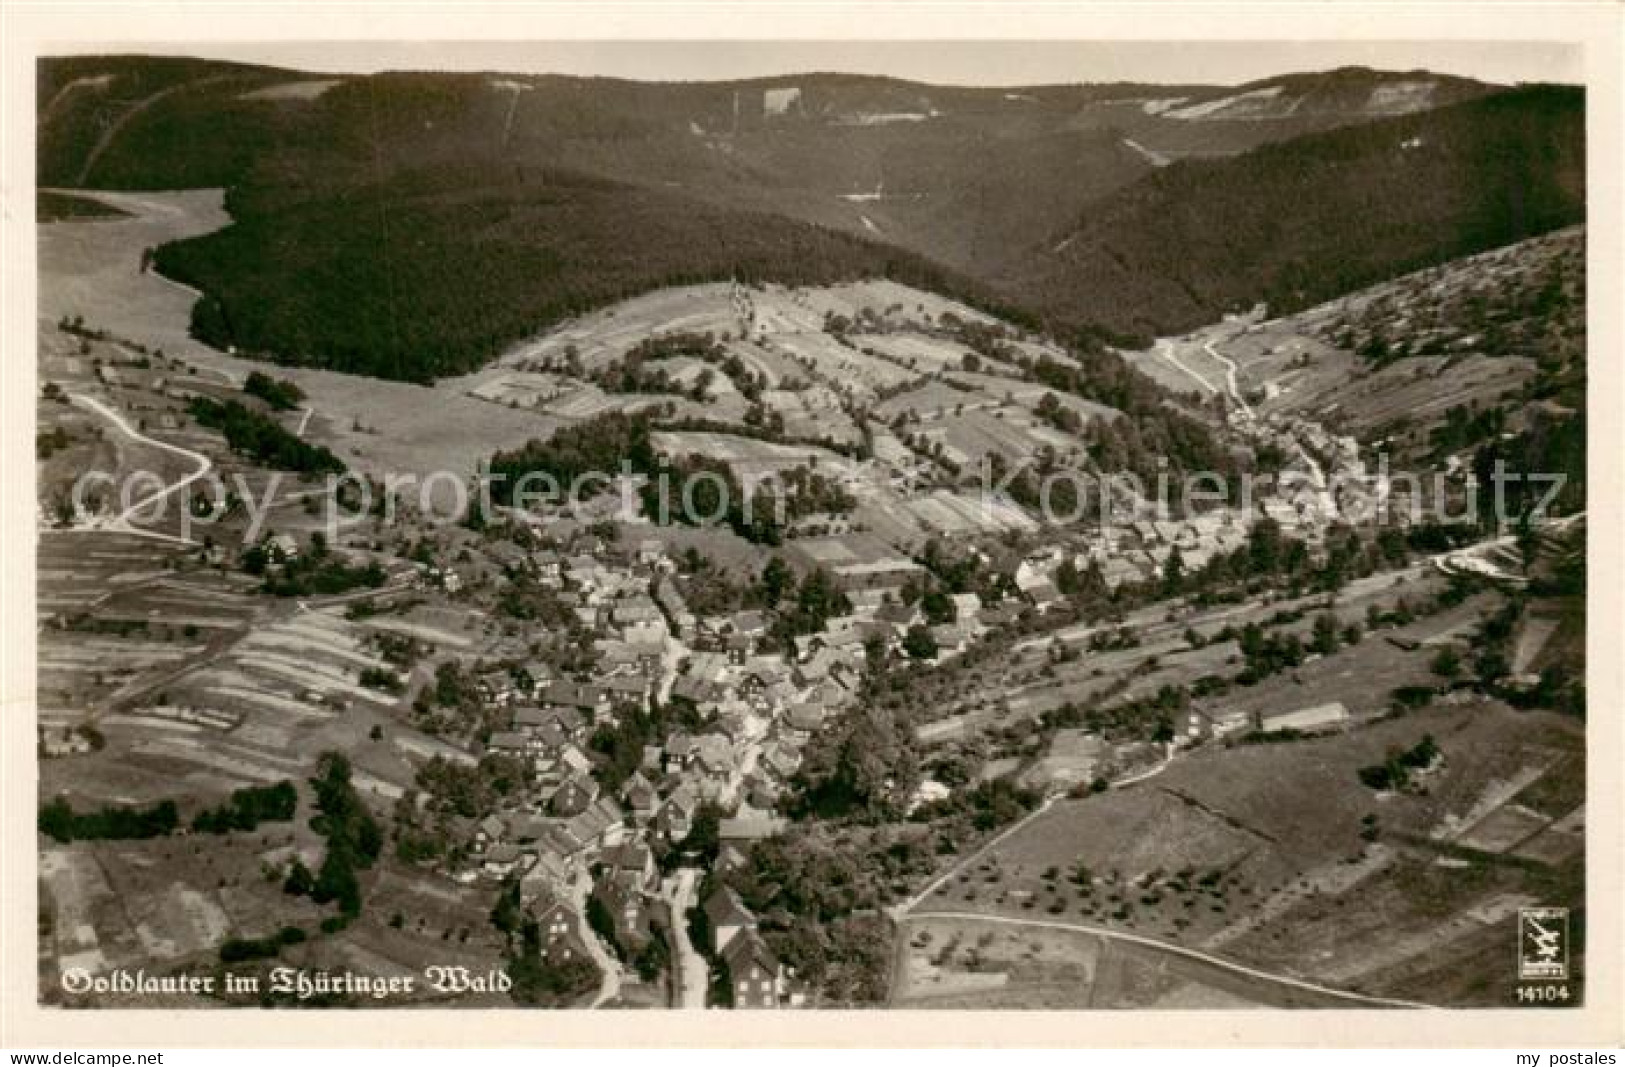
[32,43,1586,1012]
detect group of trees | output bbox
[242,370,306,412]
[191,780,298,834]
[188,397,343,475]
[38,797,178,843]
[245,533,387,597]
[1358,735,1441,792]
[707,825,929,1004]
[789,704,921,822]
[593,331,766,404]
[218,926,307,964]
[587,699,702,795]
[393,749,528,864]
[766,564,853,644]
[296,753,383,924]
[488,409,858,546]
[39,782,299,843]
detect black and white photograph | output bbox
[4,1,1620,1053]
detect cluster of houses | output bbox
[387,474,1373,1006]
[702,884,807,1009]
[434,528,975,1007]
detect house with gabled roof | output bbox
[690,734,734,779]
[875,600,920,634]
[654,577,695,635]
[723,634,754,666]
[543,680,607,715]
[729,611,768,639]
[591,872,655,954]
[549,772,599,818]
[601,674,651,711]
[783,701,827,738]
[532,897,592,969]
[487,730,530,757]
[759,742,800,782]
[684,651,731,685]
[479,670,518,707]
[482,841,525,878]
[621,772,659,821]
[600,839,656,888]
[636,538,667,567]
[719,810,787,844]
[531,550,564,586]
[722,929,786,1009]
[703,884,756,955]
[670,675,719,709]
[487,540,530,573]
[474,812,506,851]
[612,594,663,628]
[575,795,623,847]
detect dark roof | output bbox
[703,884,756,931]
[721,927,778,975]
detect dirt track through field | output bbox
[898,911,1432,1009]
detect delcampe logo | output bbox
[1518,907,1569,981]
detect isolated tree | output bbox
[1311,613,1341,656]
[903,624,938,661]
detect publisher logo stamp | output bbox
[1518,907,1569,980]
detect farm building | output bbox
[1258,701,1349,734]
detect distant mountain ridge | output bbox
[37,56,1581,381]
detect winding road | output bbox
[899,910,1432,1010]
[1156,338,1221,396]
[1203,337,1253,419]
[68,392,213,544]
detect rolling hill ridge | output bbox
[38,57,1583,385]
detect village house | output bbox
[654,788,698,842]
[782,701,827,739]
[723,929,796,1009]
[479,669,518,707]
[543,680,609,718]
[549,772,600,818]
[486,540,530,574]
[531,549,564,586]
[600,839,657,889]
[1259,701,1349,734]
[636,538,668,569]
[482,841,526,879]
[486,730,530,758]
[654,577,696,636]
[591,872,656,955]
[719,810,788,845]
[266,532,301,563]
[621,772,659,822]
[704,885,757,955]
[532,898,592,969]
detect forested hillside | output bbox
[152,164,1010,382]
[39,59,1582,388]
[1022,86,1585,342]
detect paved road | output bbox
[899,910,1432,1010]
[664,869,709,1009]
